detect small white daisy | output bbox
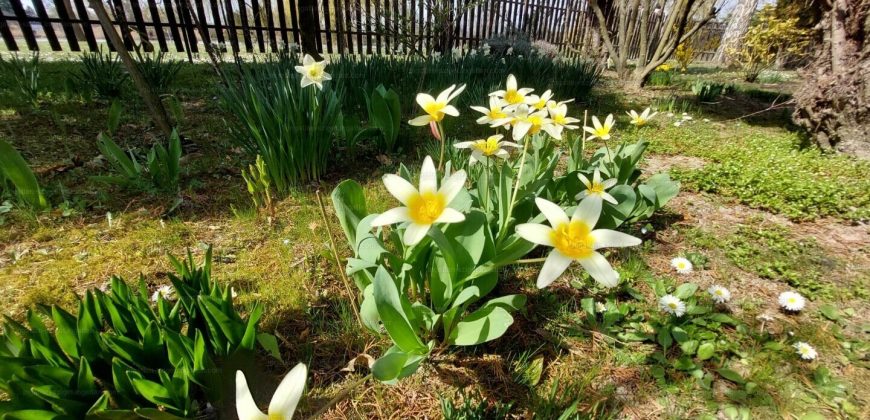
[778,291,805,312]
[707,285,731,303]
[670,257,693,274]
[595,302,607,313]
[151,285,175,302]
[659,294,686,317]
[793,341,817,360]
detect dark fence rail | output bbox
[0,1,723,61]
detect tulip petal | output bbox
[439,170,467,203]
[408,115,433,126]
[370,207,411,226]
[537,250,572,288]
[516,223,554,246]
[591,229,641,249]
[453,141,475,149]
[435,208,465,224]
[419,156,437,193]
[578,252,619,287]
[442,105,460,116]
[404,223,431,245]
[416,93,436,109]
[601,192,619,205]
[235,371,268,420]
[535,197,569,227]
[572,196,601,227]
[447,84,466,102]
[268,363,307,418]
[578,173,592,190]
[382,174,418,205]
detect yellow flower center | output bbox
[588,182,605,194]
[488,108,506,120]
[472,138,500,156]
[550,221,594,259]
[408,191,446,224]
[715,290,723,296]
[677,262,686,269]
[668,302,678,310]
[553,114,567,125]
[788,298,796,304]
[504,90,523,104]
[269,414,284,420]
[534,99,547,110]
[423,102,446,121]
[307,66,322,79]
[594,127,610,137]
[527,115,543,134]
[634,118,646,126]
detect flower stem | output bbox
[514,257,547,264]
[315,190,362,327]
[497,136,529,246]
[437,122,446,171]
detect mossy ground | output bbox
[1,59,867,418]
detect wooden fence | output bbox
[0,0,723,61]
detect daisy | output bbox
[489,74,533,108]
[583,114,615,140]
[707,285,731,303]
[793,342,817,361]
[659,294,686,317]
[627,107,657,127]
[408,84,466,126]
[294,54,331,90]
[575,169,618,205]
[236,363,307,420]
[670,257,693,274]
[151,285,175,302]
[515,197,642,288]
[469,96,509,126]
[778,291,805,312]
[370,156,467,245]
[454,134,520,165]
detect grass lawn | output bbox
[1,58,868,418]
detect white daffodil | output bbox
[470,96,509,126]
[526,89,554,110]
[516,197,642,288]
[294,54,331,90]
[659,294,686,317]
[575,169,618,205]
[454,134,519,165]
[627,108,657,127]
[490,74,534,108]
[236,363,307,420]
[408,84,466,126]
[583,114,615,140]
[670,257,693,274]
[492,104,555,140]
[778,291,805,312]
[793,342,817,361]
[707,285,731,304]
[370,156,467,245]
[150,285,175,302]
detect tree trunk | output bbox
[713,0,758,65]
[793,0,869,159]
[298,0,322,59]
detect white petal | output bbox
[602,178,618,189]
[601,192,618,205]
[591,229,641,249]
[604,114,614,128]
[500,141,520,148]
[321,72,332,81]
[578,252,619,287]
[435,208,465,224]
[591,116,602,130]
[453,141,475,149]
[542,124,562,140]
[572,196,601,227]
[442,105,460,116]
[513,121,532,140]
[446,84,466,102]
[300,78,313,88]
[593,169,602,184]
[578,173,592,189]
[302,54,315,65]
[370,207,411,226]
[439,170,467,203]
[436,85,456,103]
[506,74,517,91]
[516,223,554,246]
[382,174,418,205]
[495,149,510,159]
[268,363,307,418]
[537,250,572,288]
[470,106,489,114]
[408,115,433,126]
[404,223,431,245]
[535,197,569,227]
[583,126,599,137]
[416,93,436,109]
[236,371,268,420]
[419,156,437,193]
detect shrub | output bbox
[134,51,184,94]
[691,80,732,102]
[0,138,48,209]
[0,247,278,418]
[730,5,811,82]
[74,48,128,99]
[646,66,674,87]
[675,42,695,72]
[94,130,183,195]
[222,55,343,192]
[0,53,41,107]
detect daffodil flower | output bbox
[575,169,618,204]
[454,134,519,165]
[492,104,555,140]
[516,197,641,288]
[236,363,307,420]
[294,54,331,90]
[583,114,615,140]
[408,84,466,126]
[526,89,554,110]
[627,108,657,126]
[489,74,533,107]
[470,96,509,126]
[370,156,467,245]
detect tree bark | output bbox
[713,0,759,65]
[298,0,322,59]
[793,0,870,159]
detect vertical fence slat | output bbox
[109,0,134,50]
[223,0,240,52]
[276,0,289,46]
[162,0,185,52]
[129,0,150,45]
[146,0,168,51]
[263,0,277,50]
[0,9,18,51]
[31,0,61,51]
[72,0,98,51]
[209,0,226,46]
[237,0,254,51]
[10,0,39,50]
[51,0,80,51]
[287,0,302,49]
[251,0,266,52]
[193,0,212,47]
[179,0,199,54]
[322,0,333,53]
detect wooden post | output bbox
[87,0,174,138]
